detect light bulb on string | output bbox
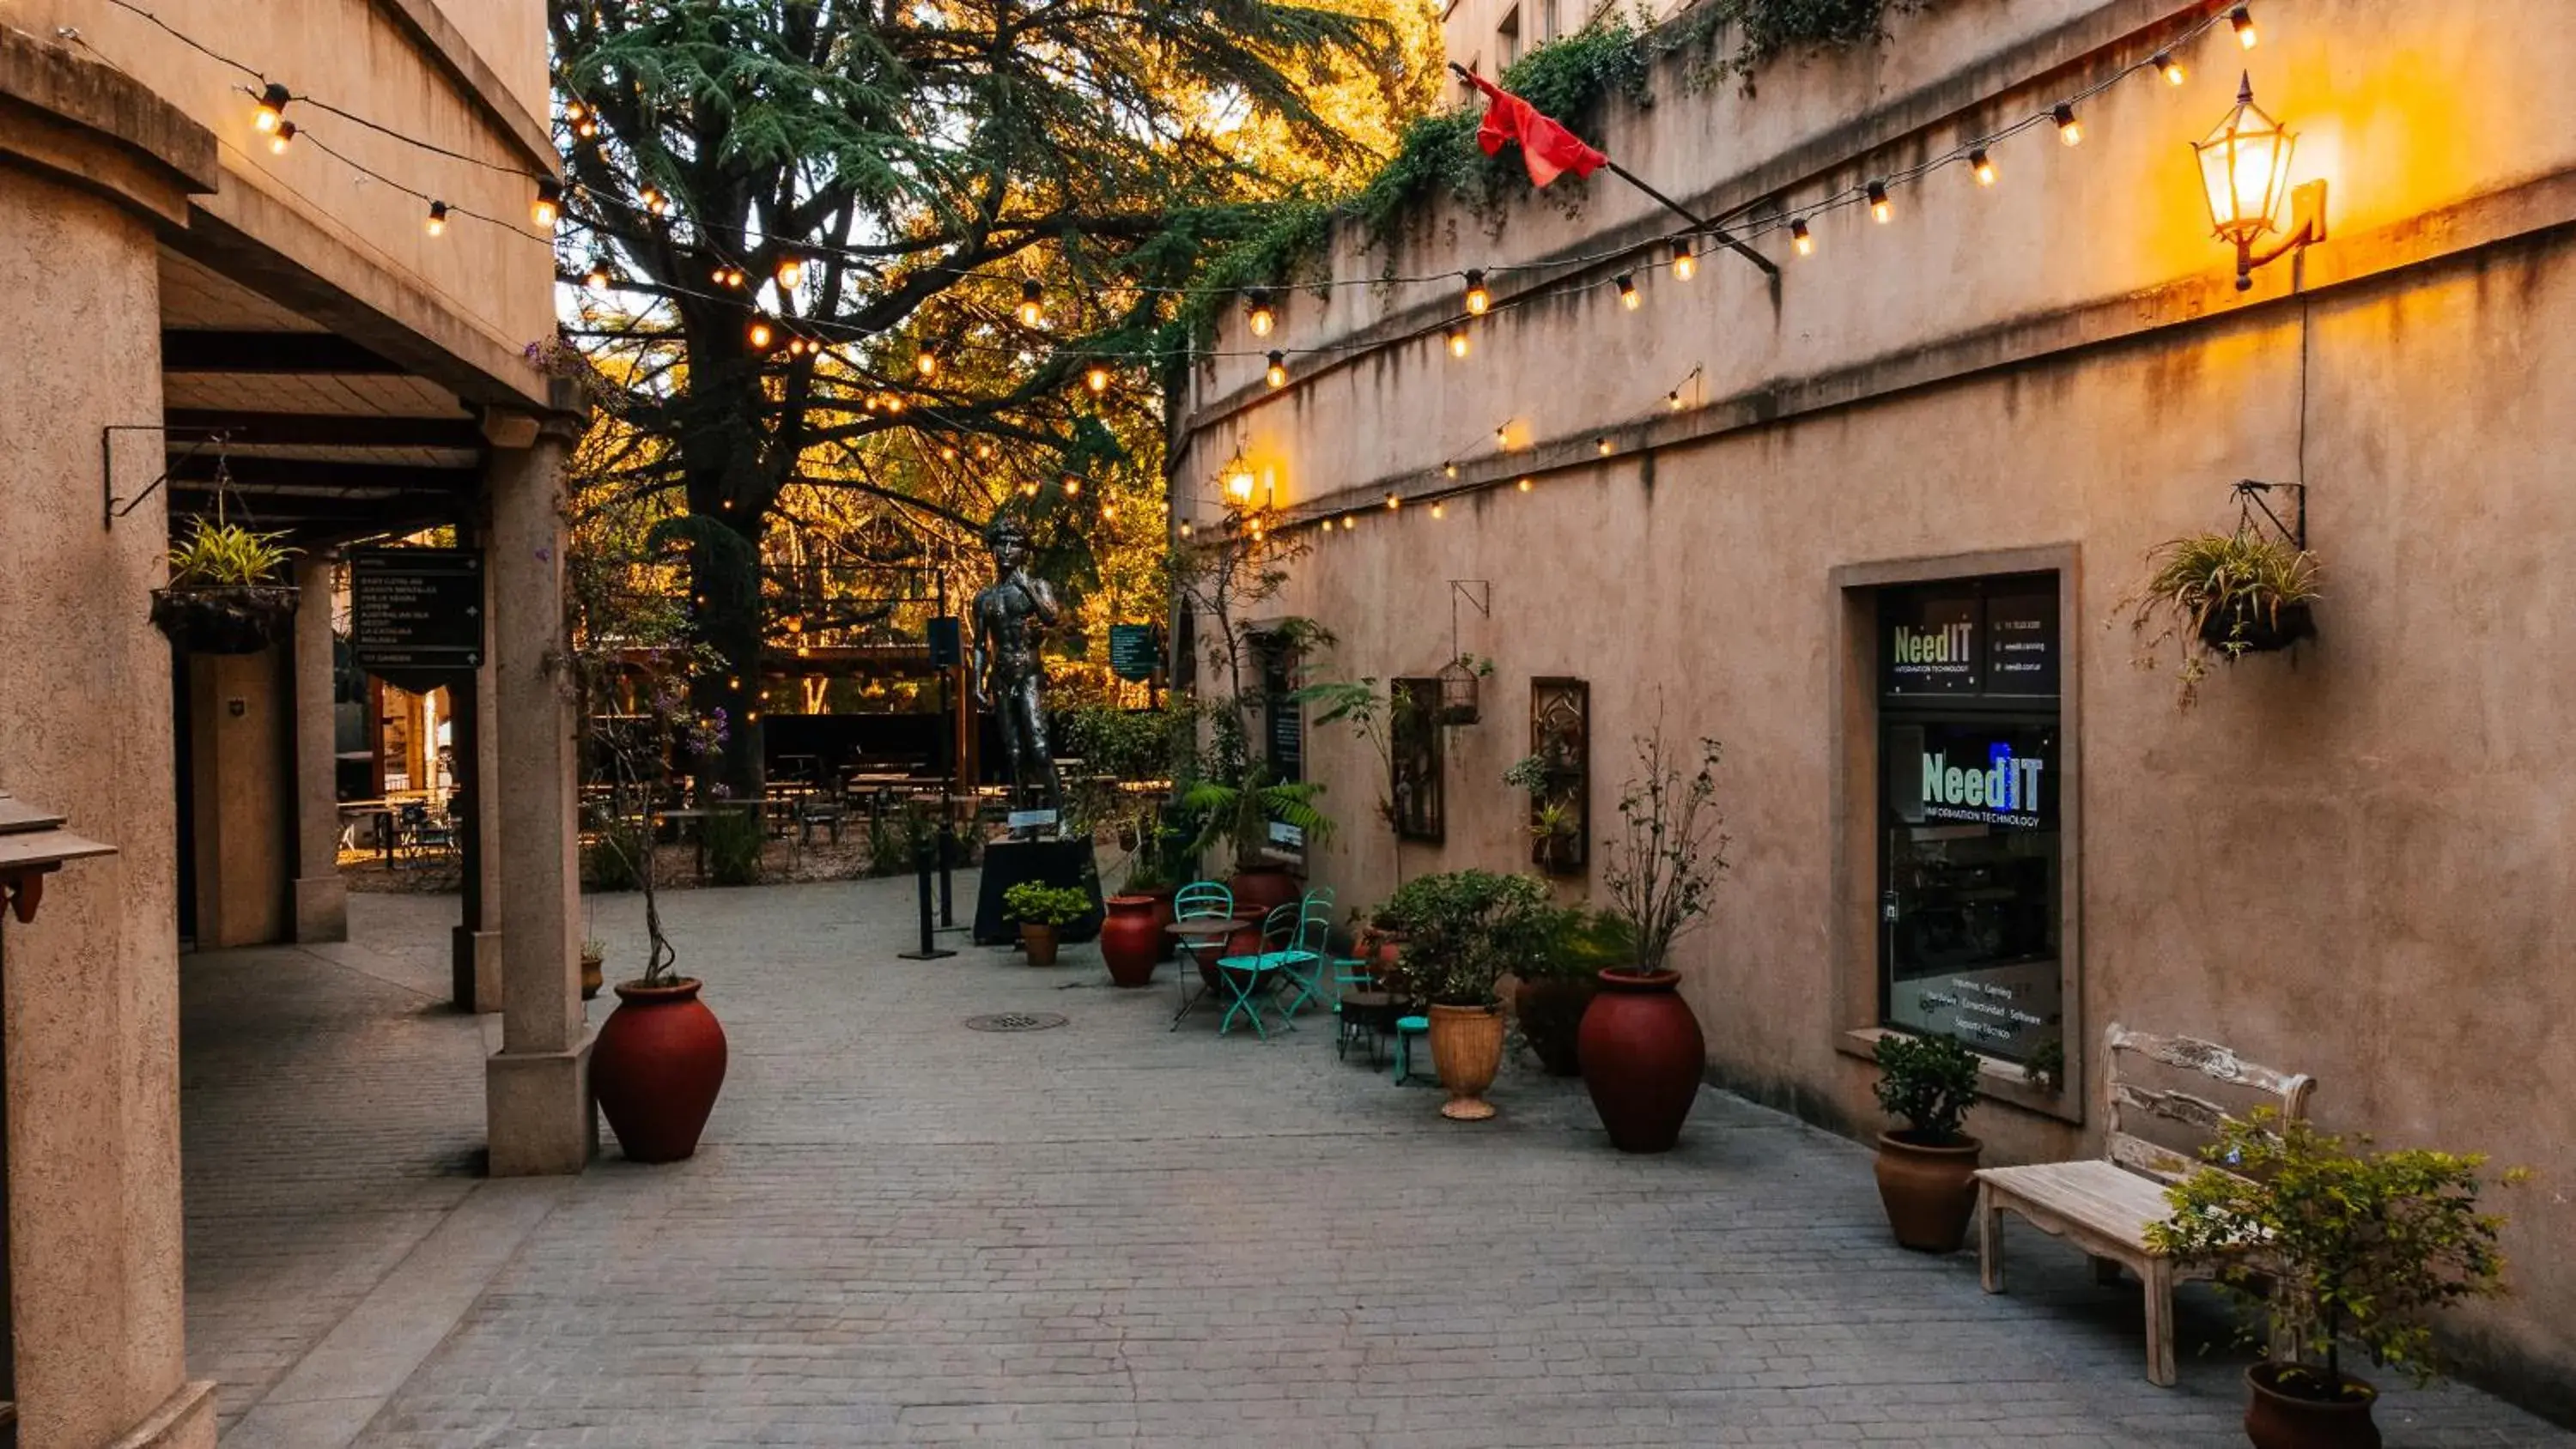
[1341,515,1355,530]
[1246,290,1276,337]
[1596,438,1613,457]
[2231,5,2257,48]
[1102,500,1118,521]
[585,258,611,291]
[1670,239,1696,281]
[1443,462,1459,479]
[1667,389,1686,412]
[268,120,298,155]
[747,317,774,350]
[254,82,290,134]
[1616,273,1640,309]
[1971,149,1997,186]
[2155,51,2186,86]
[532,179,563,228]
[1494,423,1510,449]
[940,446,958,462]
[1382,492,1400,511]
[1265,353,1288,390]
[1430,501,1445,519]
[1178,520,1194,539]
[1062,476,1081,498]
[1086,364,1111,394]
[776,254,804,289]
[1463,270,1491,315]
[1868,181,1893,223]
[1447,325,1470,360]
[425,201,448,236]
[1018,280,1044,327]
[1517,477,1534,493]
[1792,220,1814,256]
[639,187,669,217]
[575,114,598,140]
[2055,103,2082,146]
[916,351,939,379]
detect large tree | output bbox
[550,0,1436,790]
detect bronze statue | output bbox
[972,515,1062,809]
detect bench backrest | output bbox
[2102,1022,2317,1184]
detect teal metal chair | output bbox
[1168,881,1234,1031]
[1273,895,1340,1019]
[1391,1014,1432,1083]
[1213,901,1318,1039]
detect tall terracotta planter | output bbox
[1872,1132,1984,1252]
[1514,976,1599,1076]
[1229,862,1298,915]
[1098,895,1162,987]
[1428,1003,1504,1121]
[1577,970,1704,1153]
[592,978,728,1163]
[1147,888,1178,961]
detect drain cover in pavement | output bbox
[965,1012,1068,1033]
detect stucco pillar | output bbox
[483,414,596,1175]
[185,644,293,949]
[290,554,349,942]
[450,657,503,1012]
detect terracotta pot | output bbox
[592,979,727,1164]
[1577,970,1705,1152]
[2245,1363,2381,1449]
[1229,862,1299,915]
[1098,895,1161,987]
[580,950,605,1002]
[1148,888,1179,961]
[1873,1131,1984,1252]
[1427,1003,1504,1121]
[1514,975,1599,1077]
[1021,922,1060,967]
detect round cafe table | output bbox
[1165,915,1255,1028]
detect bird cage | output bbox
[1437,656,1482,725]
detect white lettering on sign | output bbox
[1894,621,1974,667]
[1920,745,2044,826]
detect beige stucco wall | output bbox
[187,647,292,951]
[1182,0,2576,1410]
[0,163,211,1448]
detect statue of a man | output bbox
[972,515,1062,809]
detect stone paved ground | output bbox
[185,878,2573,1448]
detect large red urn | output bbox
[1576,970,1705,1154]
[1098,895,1163,987]
[592,978,729,1163]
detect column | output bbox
[483,409,595,1176]
[291,553,349,942]
[448,658,503,1011]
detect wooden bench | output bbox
[1973,1023,2315,1386]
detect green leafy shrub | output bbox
[168,518,295,586]
[1376,869,1558,1007]
[1002,882,1091,928]
[702,806,764,886]
[1668,0,1924,92]
[2145,1111,2525,1397]
[1873,1032,1981,1144]
[1522,906,1632,983]
[2116,530,2323,707]
[584,820,648,892]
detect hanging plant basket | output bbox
[149,584,300,655]
[1436,658,1482,725]
[2198,598,2316,656]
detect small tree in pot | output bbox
[1376,869,1555,1122]
[1871,1031,1984,1252]
[1577,731,1729,1153]
[2147,1110,2524,1449]
[1004,881,1091,967]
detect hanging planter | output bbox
[150,518,300,655]
[2116,520,2321,709]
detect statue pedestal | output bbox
[973,839,1105,947]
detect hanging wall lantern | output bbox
[2193,75,2327,291]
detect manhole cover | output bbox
[964,1012,1068,1033]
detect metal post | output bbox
[896,844,955,960]
[936,795,959,931]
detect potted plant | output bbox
[579,939,606,1002]
[1004,882,1091,967]
[1514,908,1628,1076]
[2147,1111,2524,1449]
[151,517,300,654]
[1180,758,1330,913]
[1376,869,1555,1121]
[1871,1031,1984,1252]
[2116,530,2322,707]
[1504,752,1584,876]
[1577,731,1729,1153]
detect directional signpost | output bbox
[349,549,485,672]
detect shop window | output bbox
[1877,573,2063,1066]
[1391,677,1444,842]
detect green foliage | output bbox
[2117,530,2324,707]
[1873,1032,1981,1143]
[1667,0,1923,92]
[1065,703,1193,784]
[2022,1037,2067,1095]
[1376,870,1558,1007]
[167,518,294,587]
[1521,906,1633,983]
[584,819,649,892]
[1601,731,1729,975]
[1002,882,1091,928]
[1179,761,1333,870]
[702,806,765,886]
[2146,1110,2524,1394]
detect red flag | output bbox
[1464,70,1608,188]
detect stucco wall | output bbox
[0,166,209,1448]
[187,647,292,951]
[1180,0,2576,1411]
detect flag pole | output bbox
[1445,62,1777,278]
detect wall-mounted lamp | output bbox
[2193,75,2327,291]
[1224,454,1258,506]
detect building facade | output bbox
[1176,0,2576,1416]
[0,3,581,1443]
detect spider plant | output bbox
[2117,530,2321,707]
[167,518,295,587]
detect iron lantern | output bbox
[2193,75,2326,290]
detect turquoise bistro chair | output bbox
[1167,881,1233,1030]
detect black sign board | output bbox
[1109,623,1160,682]
[1880,574,2060,701]
[926,615,963,668]
[1886,718,2059,831]
[349,549,483,670]
[1984,585,2060,697]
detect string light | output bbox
[1447,325,1471,360]
[1868,180,1893,223]
[424,200,447,235]
[1384,492,1400,510]
[1517,477,1534,492]
[1247,291,1276,337]
[917,352,939,379]
[254,83,289,133]
[1431,501,1445,518]
[532,179,562,228]
[268,121,297,155]
[776,254,805,289]
[1102,500,1117,520]
[1596,437,1613,457]
[1792,220,1814,256]
[1018,280,1044,326]
[1971,149,1998,186]
[1062,476,1081,497]
[1265,352,1288,389]
[1464,269,1491,315]
[1666,389,1685,412]
[584,258,611,290]
[2231,4,2257,48]
[1493,423,1510,449]
[1670,239,1696,281]
[639,187,670,217]
[1341,515,1355,530]
[2054,103,2083,146]
[1443,462,1460,479]
[1179,520,1194,538]
[2155,51,2186,86]
[747,317,774,350]
[1616,273,1639,309]
[1087,365,1111,394]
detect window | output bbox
[1877,574,2063,1066]
[1496,7,1522,66]
[1256,634,1303,785]
[1391,677,1444,842]
[1527,678,1589,875]
[1540,0,1559,41]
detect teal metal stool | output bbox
[1390,1014,1431,1084]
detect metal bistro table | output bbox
[1164,915,1251,1029]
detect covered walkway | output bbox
[182,882,2570,1447]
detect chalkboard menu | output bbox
[1108,623,1160,682]
[926,615,962,667]
[1880,574,2059,701]
[1261,644,1303,785]
[349,549,483,670]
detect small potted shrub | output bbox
[1003,882,1091,967]
[2117,530,2321,707]
[152,517,300,654]
[1513,908,1628,1076]
[1871,1031,1984,1252]
[1577,731,1729,1153]
[2147,1111,2524,1449]
[579,939,606,1002]
[1377,869,1555,1121]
